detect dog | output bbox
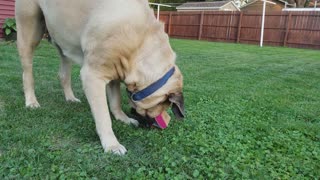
[15,0,184,155]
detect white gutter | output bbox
[282,8,320,11]
[176,7,220,10]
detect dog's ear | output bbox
[169,92,185,120]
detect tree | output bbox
[287,0,309,7]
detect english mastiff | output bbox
[15,0,184,155]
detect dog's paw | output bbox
[114,113,139,127]
[126,118,139,127]
[103,143,127,155]
[66,97,81,103]
[26,101,40,108]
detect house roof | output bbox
[240,0,287,9]
[177,1,233,9]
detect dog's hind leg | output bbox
[56,45,81,102]
[106,80,139,126]
[15,0,45,108]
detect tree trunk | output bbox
[287,0,307,7]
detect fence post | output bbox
[226,12,233,41]
[237,12,243,43]
[198,11,204,40]
[168,12,172,36]
[283,12,292,47]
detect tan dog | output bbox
[15,0,184,155]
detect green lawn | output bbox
[0,39,319,179]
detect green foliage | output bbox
[0,39,319,178]
[2,18,17,36]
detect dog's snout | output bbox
[130,108,154,128]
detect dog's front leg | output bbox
[81,65,127,155]
[107,80,139,126]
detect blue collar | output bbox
[127,67,175,102]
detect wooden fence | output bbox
[158,11,320,50]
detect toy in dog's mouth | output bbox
[129,108,171,129]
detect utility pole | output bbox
[149,3,173,21]
[260,0,276,47]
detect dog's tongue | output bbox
[153,111,171,129]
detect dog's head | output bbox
[119,20,185,121]
[127,65,185,120]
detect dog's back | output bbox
[16,0,153,65]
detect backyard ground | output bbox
[0,39,319,179]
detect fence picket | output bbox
[198,11,204,40]
[284,12,292,47]
[237,12,243,43]
[168,12,172,36]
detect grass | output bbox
[0,39,320,179]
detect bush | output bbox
[2,18,17,41]
[2,18,16,36]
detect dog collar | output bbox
[127,67,175,102]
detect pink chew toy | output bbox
[153,112,171,129]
